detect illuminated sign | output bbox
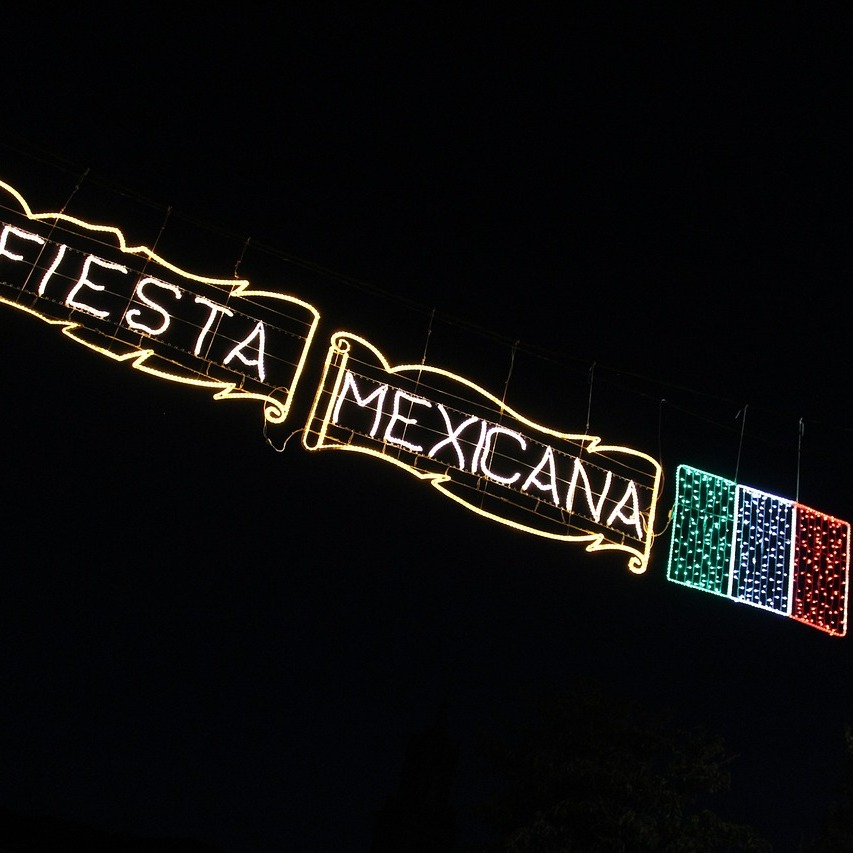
[0,180,320,424]
[666,465,850,636]
[304,333,662,573]
[2,176,850,631]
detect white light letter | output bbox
[332,371,387,437]
[606,480,644,540]
[384,389,432,452]
[521,445,561,506]
[427,404,481,469]
[469,421,489,473]
[193,296,234,357]
[223,320,267,382]
[479,425,526,486]
[37,243,68,295]
[0,225,66,298]
[124,277,182,336]
[0,224,44,261]
[565,458,612,523]
[65,255,127,319]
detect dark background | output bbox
[0,7,850,851]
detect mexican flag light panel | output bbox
[667,464,850,637]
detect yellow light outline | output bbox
[0,179,320,424]
[304,332,662,573]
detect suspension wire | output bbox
[476,339,520,503]
[234,236,251,280]
[421,307,435,365]
[20,167,90,294]
[585,361,596,436]
[118,205,172,339]
[796,417,805,503]
[403,308,436,451]
[8,145,850,475]
[500,340,520,413]
[219,235,251,345]
[734,404,748,482]
[61,167,90,216]
[654,398,670,537]
[146,205,171,270]
[0,148,777,423]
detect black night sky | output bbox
[0,7,850,852]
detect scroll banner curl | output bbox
[304,332,663,573]
[0,180,320,424]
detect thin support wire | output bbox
[585,361,596,436]
[734,404,748,482]
[144,205,171,274]
[234,237,251,280]
[405,308,435,448]
[21,167,90,295]
[120,205,172,339]
[481,339,520,505]
[421,308,435,365]
[655,398,670,536]
[500,340,520,409]
[796,417,804,503]
[264,421,301,453]
[60,167,90,216]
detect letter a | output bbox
[606,480,644,540]
[224,321,267,382]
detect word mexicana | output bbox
[304,333,661,572]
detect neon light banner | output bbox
[666,464,850,636]
[0,180,320,424]
[304,333,663,572]
[3,175,851,624]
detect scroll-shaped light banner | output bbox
[0,180,320,423]
[667,464,850,636]
[304,333,663,573]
